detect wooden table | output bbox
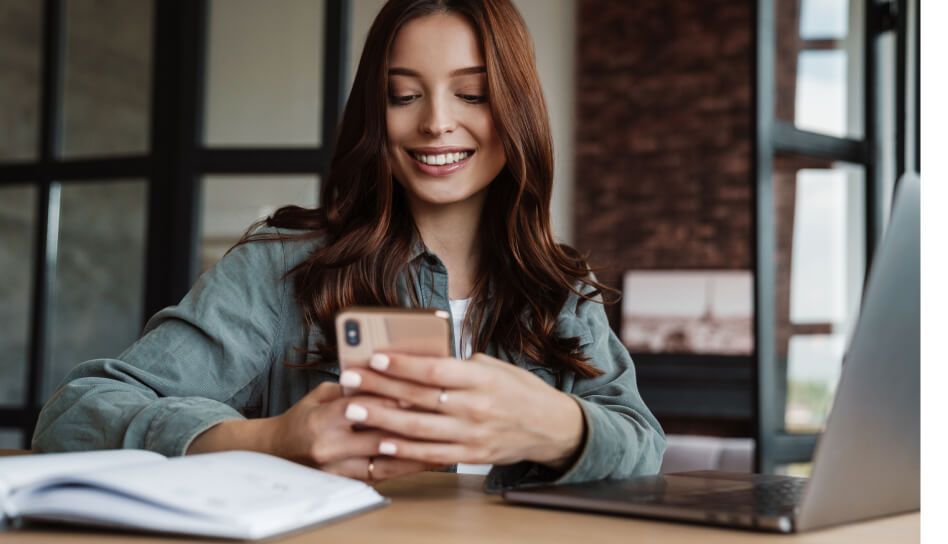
[0,451,919,543]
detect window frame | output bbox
[0,0,351,448]
[753,0,919,472]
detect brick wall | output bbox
[573,0,754,328]
[572,0,755,436]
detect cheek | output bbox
[473,114,505,168]
[386,110,411,146]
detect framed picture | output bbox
[621,270,754,355]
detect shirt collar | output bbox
[408,235,427,262]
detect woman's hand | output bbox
[337,353,586,470]
[187,382,440,482]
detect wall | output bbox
[574,0,754,326]
[573,0,754,436]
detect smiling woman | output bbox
[32,0,665,492]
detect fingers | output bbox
[343,400,472,442]
[318,457,372,480]
[319,456,442,482]
[305,381,344,403]
[372,439,479,466]
[323,394,400,420]
[308,430,387,465]
[340,371,488,419]
[368,458,444,481]
[340,368,444,412]
[367,352,486,390]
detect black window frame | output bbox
[753,0,920,473]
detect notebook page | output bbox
[16,486,247,539]
[0,450,164,496]
[17,482,385,540]
[20,451,383,526]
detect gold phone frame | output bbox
[335,307,452,377]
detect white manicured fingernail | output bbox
[345,403,368,421]
[339,370,362,387]
[379,441,397,455]
[370,353,390,371]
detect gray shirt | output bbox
[32,227,665,492]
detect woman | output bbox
[33,0,664,491]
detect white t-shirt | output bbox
[449,298,474,360]
[449,298,492,476]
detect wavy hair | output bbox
[239,0,615,377]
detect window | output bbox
[754,0,919,472]
[0,0,350,448]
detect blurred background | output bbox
[0,0,920,476]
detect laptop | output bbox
[502,173,920,533]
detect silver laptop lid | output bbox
[796,173,920,531]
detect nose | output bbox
[419,95,456,137]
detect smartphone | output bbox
[335,307,452,394]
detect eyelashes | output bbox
[458,94,488,104]
[388,94,419,106]
[387,94,488,106]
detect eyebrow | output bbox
[388,66,486,78]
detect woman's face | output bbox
[386,13,506,209]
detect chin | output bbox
[407,185,478,206]
[394,168,485,207]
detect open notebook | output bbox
[0,450,387,540]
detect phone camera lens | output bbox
[344,319,360,346]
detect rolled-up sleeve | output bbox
[486,282,665,490]
[551,292,666,484]
[31,228,288,457]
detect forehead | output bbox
[389,12,484,74]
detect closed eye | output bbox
[388,94,487,106]
[458,94,487,104]
[389,94,420,106]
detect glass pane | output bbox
[45,180,148,399]
[785,334,844,432]
[799,0,847,40]
[0,428,25,449]
[204,0,325,146]
[773,156,866,433]
[200,175,319,271]
[788,167,865,323]
[0,185,37,406]
[775,0,864,138]
[60,0,153,158]
[0,1,42,161]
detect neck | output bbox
[408,192,486,300]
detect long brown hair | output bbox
[241,0,615,377]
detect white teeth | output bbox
[412,151,471,165]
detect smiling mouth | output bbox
[409,150,475,166]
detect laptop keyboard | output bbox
[684,478,807,514]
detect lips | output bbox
[405,147,475,177]
[407,146,475,155]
